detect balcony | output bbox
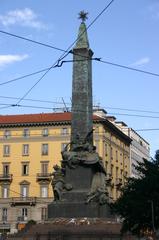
[17,216,28,222]
[36,173,51,182]
[0,223,10,230]
[106,174,113,185]
[116,178,122,189]
[10,197,36,206]
[0,174,12,183]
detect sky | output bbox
[0,0,159,157]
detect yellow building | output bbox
[0,111,131,233]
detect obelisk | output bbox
[48,12,110,219]
[71,11,94,149]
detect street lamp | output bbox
[148,200,156,239]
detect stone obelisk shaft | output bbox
[71,22,93,148]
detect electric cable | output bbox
[2,103,159,119]
[0,67,50,86]
[1,95,159,116]
[98,59,159,77]
[0,95,69,105]
[0,0,115,53]
[1,56,159,88]
[7,0,116,106]
[0,30,67,53]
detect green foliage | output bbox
[113,150,159,235]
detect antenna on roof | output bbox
[62,97,69,112]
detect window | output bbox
[120,169,123,178]
[3,145,10,156]
[4,130,11,139]
[22,144,29,156]
[41,207,47,220]
[41,186,48,198]
[110,147,113,160]
[116,150,118,161]
[110,165,113,176]
[23,129,29,138]
[42,144,48,155]
[22,208,28,221]
[2,208,7,222]
[116,167,119,179]
[61,128,68,135]
[2,186,9,198]
[41,162,48,174]
[105,161,108,172]
[3,164,9,176]
[95,141,99,152]
[22,163,29,176]
[61,143,67,151]
[42,128,49,137]
[105,144,108,156]
[21,185,28,198]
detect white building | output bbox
[115,122,150,178]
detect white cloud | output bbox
[0,8,47,30]
[130,57,150,67]
[0,54,28,67]
[148,3,159,20]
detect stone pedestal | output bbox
[48,164,112,219]
[48,201,112,218]
[8,219,128,240]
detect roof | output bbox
[0,112,101,125]
[0,112,72,124]
[0,112,131,144]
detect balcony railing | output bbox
[10,197,36,206]
[17,216,28,222]
[2,216,7,222]
[0,223,10,229]
[116,178,122,189]
[0,174,12,182]
[36,173,51,181]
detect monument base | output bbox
[48,201,112,218]
[8,218,134,240]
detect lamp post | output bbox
[148,200,156,239]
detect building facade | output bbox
[0,112,131,233]
[115,122,150,178]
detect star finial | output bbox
[78,11,88,22]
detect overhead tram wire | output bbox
[107,112,159,119]
[97,59,159,78]
[0,30,67,53]
[2,95,159,115]
[0,67,51,86]
[0,0,115,53]
[2,102,159,119]
[1,3,159,86]
[0,105,13,110]
[12,0,116,107]
[1,58,159,88]
[0,0,115,90]
[135,128,159,132]
[2,97,159,116]
[0,58,99,87]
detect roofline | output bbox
[129,127,150,146]
[96,118,132,144]
[0,116,131,144]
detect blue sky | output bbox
[0,0,159,157]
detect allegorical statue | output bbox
[51,165,72,201]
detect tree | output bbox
[113,150,159,236]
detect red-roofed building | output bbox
[0,112,131,233]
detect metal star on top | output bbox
[78,11,88,22]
